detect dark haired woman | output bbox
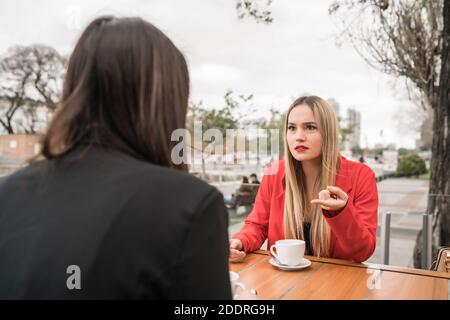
[0,16,231,299]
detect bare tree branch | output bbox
[330,0,443,109]
[236,0,274,24]
[0,44,65,134]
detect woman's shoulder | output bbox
[263,159,285,177]
[130,161,219,199]
[89,147,218,196]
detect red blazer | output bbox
[232,156,378,262]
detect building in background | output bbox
[346,108,361,149]
[327,98,340,118]
[0,134,41,175]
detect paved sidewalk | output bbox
[368,178,428,267]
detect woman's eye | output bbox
[306,125,316,131]
[288,125,296,131]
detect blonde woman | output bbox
[230,96,378,263]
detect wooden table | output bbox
[230,250,450,300]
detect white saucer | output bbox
[269,258,311,271]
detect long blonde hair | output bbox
[283,96,340,257]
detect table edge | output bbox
[253,250,450,280]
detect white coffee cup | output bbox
[270,239,305,266]
[229,271,245,299]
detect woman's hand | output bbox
[229,238,246,263]
[310,186,348,212]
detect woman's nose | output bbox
[295,129,306,141]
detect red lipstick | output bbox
[294,145,309,152]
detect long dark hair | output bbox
[40,16,189,170]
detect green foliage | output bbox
[186,101,238,134]
[186,89,257,136]
[254,107,285,155]
[398,148,412,156]
[396,153,427,177]
[186,89,257,155]
[351,145,363,156]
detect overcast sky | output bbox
[0,0,419,148]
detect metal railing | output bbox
[380,211,432,269]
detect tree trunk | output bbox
[0,118,13,134]
[413,0,450,269]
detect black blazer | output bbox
[0,146,232,299]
